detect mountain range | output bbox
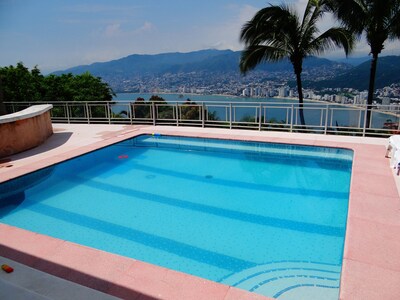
[53,49,349,76]
[53,49,400,91]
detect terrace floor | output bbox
[0,124,399,300]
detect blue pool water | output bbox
[0,135,353,299]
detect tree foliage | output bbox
[180,99,201,120]
[240,0,354,126]
[131,96,218,121]
[0,62,115,104]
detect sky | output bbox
[1,0,399,73]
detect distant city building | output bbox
[383,88,391,97]
[382,97,391,106]
[278,86,288,97]
[360,91,368,101]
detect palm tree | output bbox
[328,0,400,128]
[240,0,354,126]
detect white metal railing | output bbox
[4,101,400,137]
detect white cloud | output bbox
[102,21,154,40]
[135,21,155,34]
[350,39,400,57]
[384,40,400,55]
[238,4,259,22]
[197,4,259,51]
[104,23,121,37]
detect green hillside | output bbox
[305,56,400,90]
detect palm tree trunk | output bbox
[295,71,306,126]
[366,53,378,129]
[0,76,7,116]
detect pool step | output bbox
[221,261,341,300]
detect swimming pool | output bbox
[0,135,353,299]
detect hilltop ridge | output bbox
[53,49,349,76]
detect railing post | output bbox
[290,104,294,132]
[66,103,70,123]
[324,105,329,135]
[258,103,262,131]
[202,102,205,128]
[107,102,111,124]
[152,102,156,126]
[320,108,324,127]
[85,102,90,124]
[362,105,368,137]
[176,102,179,126]
[129,102,133,125]
[229,103,232,129]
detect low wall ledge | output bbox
[0,104,53,124]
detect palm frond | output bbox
[301,0,323,33]
[389,16,400,39]
[240,0,356,75]
[387,0,400,38]
[240,46,288,74]
[240,5,299,47]
[301,0,317,29]
[330,0,369,34]
[308,27,355,56]
[299,0,339,57]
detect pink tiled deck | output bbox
[1,124,400,299]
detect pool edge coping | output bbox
[1,125,399,300]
